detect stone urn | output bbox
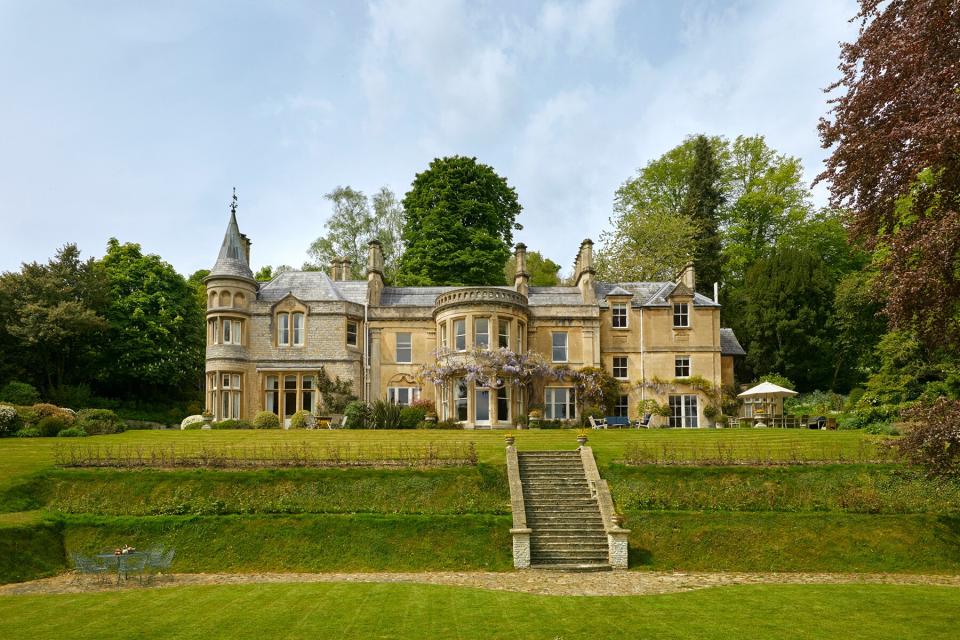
[577,435,588,446]
[504,435,516,446]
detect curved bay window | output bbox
[207,372,242,420]
[208,317,244,345]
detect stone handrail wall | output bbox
[505,444,531,569]
[434,287,528,315]
[579,445,630,569]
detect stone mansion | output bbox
[204,210,745,428]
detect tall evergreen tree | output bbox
[683,135,724,294]
[395,156,521,286]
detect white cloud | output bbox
[537,0,623,55]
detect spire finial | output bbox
[230,187,238,216]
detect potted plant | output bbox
[703,404,720,428]
[201,410,213,425]
[576,429,588,447]
[504,432,516,446]
[528,405,543,428]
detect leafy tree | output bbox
[0,245,108,391]
[818,0,960,348]
[833,267,886,382]
[395,156,521,286]
[739,247,842,392]
[306,186,404,282]
[595,205,698,282]
[504,250,562,286]
[253,265,292,282]
[97,239,205,397]
[683,135,724,294]
[187,269,210,310]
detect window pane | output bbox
[293,313,304,345]
[615,395,629,417]
[211,319,218,344]
[517,323,524,352]
[454,320,466,351]
[475,389,489,422]
[232,374,240,388]
[673,303,689,328]
[474,318,489,349]
[613,357,627,379]
[221,391,229,420]
[552,333,567,362]
[684,395,699,428]
[498,320,509,349]
[497,387,509,422]
[398,388,409,405]
[669,395,682,428]
[439,322,447,349]
[284,375,297,390]
[396,332,412,363]
[222,319,231,343]
[456,380,468,421]
[612,303,627,328]
[347,322,358,346]
[231,392,240,420]
[279,314,290,345]
[675,357,690,377]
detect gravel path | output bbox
[3,571,959,597]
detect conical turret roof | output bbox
[208,210,254,281]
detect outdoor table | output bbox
[96,552,147,584]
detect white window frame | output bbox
[673,303,690,328]
[614,395,629,418]
[455,379,469,422]
[498,319,510,349]
[612,303,628,329]
[516,322,525,352]
[669,394,699,428]
[544,387,576,420]
[278,313,290,346]
[387,386,420,406]
[612,356,628,380]
[675,356,691,378]
[474,317,489,349]
[496,386,510,423]
[221,319,242,346]
[218,373,241,421]
[454,319,466,352]
[439,321,448,350]
[346,321,358,347]
[396,332,412,363]
[292,312,305,346]
[551,332,568,363]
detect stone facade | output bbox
[204,213,745,427]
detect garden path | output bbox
[2,571,959,597]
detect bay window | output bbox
[545,387,575,420]
[454,319,466,351]
[474,318,489,349]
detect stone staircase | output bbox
[517,451,610,570]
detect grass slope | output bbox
[628,512,960,573]
[0,583,958,639]
[0,516,64,584]
[607,464,960,514]
[62,513,513,572]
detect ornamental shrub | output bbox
[893,398,960,477]
[211,419,252,429]
[47,383,93,409]
[253,411,280,429]
[180,415,205,430]
[76,409,126,435]
[343,401,371,429]
[290,410,314,429]
[32,403,74,420]
[57,426,88,437]
[0,404,19,436]
[0,381,39,406]
[399,406,426,429]
[15,427,41,437]
[37,414,73,437]
[371,400,402,429]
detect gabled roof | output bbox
[665,281,694,298]
[720,328,746,356]
[208,212,254,281]
[605,286,634,298]
[594,282,719,308]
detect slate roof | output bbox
[258,271,367,304]
[380,286,453,307]
[595,282,719,308]
[208,212,255,281]
[527,286,588,306]
[720,328,746,356]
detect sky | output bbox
[0,0,858,278]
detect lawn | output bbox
[0,427,888,487]
[0,582,957,639]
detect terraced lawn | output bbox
[0,428,887,486]
[0,582,956,639]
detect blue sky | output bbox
[0,0,857,277]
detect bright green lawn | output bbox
[0,428,887,486]
[0,583,957,640]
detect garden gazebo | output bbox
[737,382,798,426]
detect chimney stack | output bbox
[341,257,353,281]
[677,261,696,292]
[514,243,529,297]
[329,258,340,281]
[574,239,597,304]
[366,241,385,306]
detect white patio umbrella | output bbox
[737,382,798,419]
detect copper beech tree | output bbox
[818,0,960,347]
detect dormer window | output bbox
[673,303,690,328]
[612,303,628,328]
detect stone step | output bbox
[531,554,609,564]
[526,519,604,527]
[531,541,608,550]
[523,489,592,496]
[528,563,612,572]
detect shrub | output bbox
[182,421,203,430]
[15,427,41,437]
[76,409,126,435]
[371,400,402,429]
[580,407,605,427]
[32,403,74,420]
[14,406,39,428]
[57,426,88,437]
[211,419,252,430]
[343,401,371,429]
[253,411,280,429]
[0,381,39,405]
[180,415,205,430]
[893,398,960,477]
[0,404,19,436]
[427,418,463,430]
[37,414,73,437]
[750,373,795,391]
[290,410,314,429]
[399,406,427,429]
